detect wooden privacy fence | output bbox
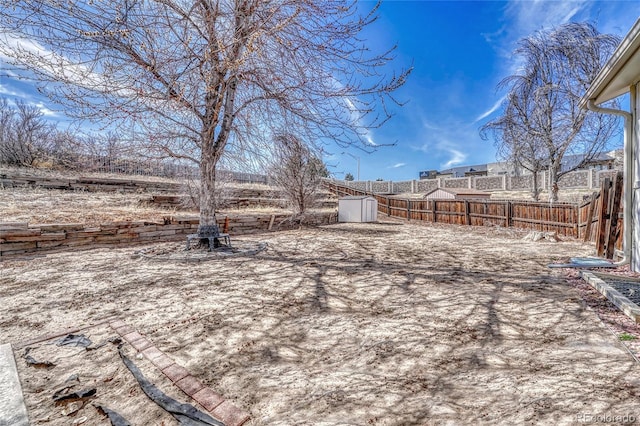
[325,175,624,257]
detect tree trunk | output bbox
[198,151,218,232]
[549,161,561,203]
[531,171,540,201]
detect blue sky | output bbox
[1,1,638,181]
[327,0,639,181]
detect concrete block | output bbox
[0,344,29,426]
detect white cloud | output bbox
[441,148,466,169]
[421,118,441,131]
[0,32,131,99]
[338,80,379,147]
[0,84,23,97]
[363,130,377,147]
[34,101,57,117]
[474,94,507,123]
[389,162,405,169]
[505,0,588,36]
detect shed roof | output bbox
[340,195,375,200]
[424,187,490,197]
[582,18,640,105]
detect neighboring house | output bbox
[559,150,620,173]
[423,187,491,200]
[436,164,488,178]
[486,161,520,176]
[582,18,640,271]
[421,150,621,181]
[419,170,438,180]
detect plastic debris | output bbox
[118,348,224,426]
[96,405,132,426]
[52,388,96,404]
[55,334,93,348]
[23,348,55,368]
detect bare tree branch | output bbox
[480,22,620,202]
[0,0,410,230]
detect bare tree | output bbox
[0,1,409,231]
[481,85,547,200]
[270,133,325,215]
[481,22,620,201]
[0,98,55,166]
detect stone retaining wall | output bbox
[0,212,338,257]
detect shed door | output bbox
[366,199,376,222]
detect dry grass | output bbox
[0,165,186,184]
[1,165,273,190]
[0,184,335,226]
[0,186,176,225]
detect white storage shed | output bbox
[338,196,378,223]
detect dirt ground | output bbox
[2,220,640,425]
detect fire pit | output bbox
[185,225,231,251]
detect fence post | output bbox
[605,172,623,259]
[464,200,471,225]
[432,200,437,223]
[596,178,611,257]
[407,199,411,221]
[583,193,597,242]
[506,201,512,227]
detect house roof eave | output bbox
[581,18,640,107]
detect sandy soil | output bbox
[2,220,640,425]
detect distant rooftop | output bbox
[438,164,488,178]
